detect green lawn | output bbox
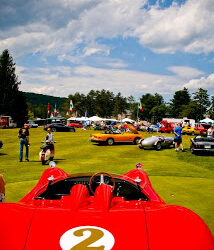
[0,127,214,233]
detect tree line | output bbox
[0,49,214,126]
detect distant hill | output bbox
[23,92,67,106]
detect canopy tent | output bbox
[88,116,103,121]
[122,118,135,123]
[199,118,214,124]
[67,117,89,121]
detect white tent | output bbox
[88,116,103,121]
[67,117,89,121]
[122,118,135,123]
[199,118,214,124]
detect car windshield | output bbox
[194,135,214,142]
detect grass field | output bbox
[0,127,214,233]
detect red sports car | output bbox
[0,163,213,250]
[160,120,174,133]
[68,122,83,128]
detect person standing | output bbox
[174,123,184,152]
[207,125,214,136]
[45,128,55,161]
[0,174,5,202]
[18,124,30,162]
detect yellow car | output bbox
[89,124,143,145]
[182,126,200,135]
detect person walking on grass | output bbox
[18,124,30,162]
[174,123,184,152]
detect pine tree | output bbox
[0,49,28,126]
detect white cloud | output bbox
[134,0,214,54]
[18,64,186,98]
[1,0,214,58]
[168,66,204,79]
[184,73,214,90]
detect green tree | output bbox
[170,88,191,117]
[208,96,214,119]
[138,93,165,121]
[0,49,28,126]
[192,88,210,120]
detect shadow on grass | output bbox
[192,151,214,157]
[0,153,8,156]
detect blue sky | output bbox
[0,0,214,101]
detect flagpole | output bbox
[137,105,139,121]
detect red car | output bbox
[68,122,83,128]
[0,163,213,250]
[160,120,174,133]
[195,123,210,135]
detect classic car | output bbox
[44,123,75,132]
[182,125,198,135]
[67,122,83,128]
[0,140,3,149]
[149,125,158,132]
[190,135,214,154]
[24,120,39,128]
[89,125,143,145]
[138,135,174,150]
[0,162,213,250]
[160,120,174,133]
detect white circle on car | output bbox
[60,226,115,250]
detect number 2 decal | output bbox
[60,226,115,250]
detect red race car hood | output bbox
[25,206,148,250]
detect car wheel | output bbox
[106,138,114,146]
[156,142,162,151]
[42,160,46,165]
[133,137,141,145]
[52,128,56,132]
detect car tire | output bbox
[52,128,56,132]
[133,137,141,145]
[106,138,114,146]
[42,160,46,165]
[156,142,162,151]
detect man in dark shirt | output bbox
[18,124,30,162]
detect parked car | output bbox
[160,120,174,133]
[0,140,3,149]
[90,124,143,145]
[194,123,210,135]
[190,135,214,154]
[68,122,83,128]
[0,163,213,250]
[149,125,158,132]
[138,135,174,150]
[24,120,39,128]
[90,129,143,145]
[44,123,75,132]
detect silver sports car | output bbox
[138,135,174,150]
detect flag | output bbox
[47,103,50,115]
[138,100,143,112]
[70,100,74,113]
[54,104,57,116]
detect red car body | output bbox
[0,164,213,250]
[195,123,210,135]
[68,122,83,128]
[160,120,174,133]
